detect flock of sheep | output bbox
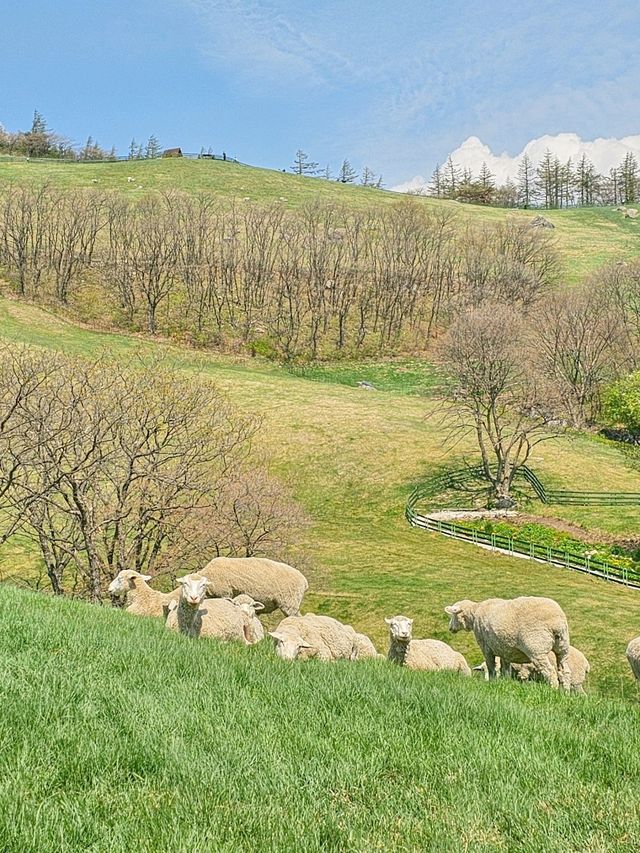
[107,555,640,691]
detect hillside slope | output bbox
[1,584,639,852]
[1,298,640,701]
[1,157,638,282]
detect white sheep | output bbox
[473,645,590,694]
[107,569,180,618]
[165,573,252,643]
[512,646,590,694]
[626,636,640,680]
[200,556,308,617]
[445,597,571,690]
[127,177,134,183]
[231,594,265,643]
[268,613,358,661]
[385,615,471,674]
[352,632,381,659]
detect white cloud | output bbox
[392,132,640,192]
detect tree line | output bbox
[0,186,558,359]
[427,150,640,208]
[0,110,162,161]
[290,150,383,189]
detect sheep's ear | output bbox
[298,641,313,650]
[177,576,189,585]
[141,574,152,582]
[268,631,284,642]
[253,601,265,612]
[384,617,393,625]
[445,605,457,615]
[408,618,414,625]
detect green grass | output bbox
[1,157,639,282]
[1,583,640,852]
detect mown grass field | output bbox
[1,584,640,852]
[1,156,639,282]
[1,296,640,704]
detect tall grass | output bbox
[0,584,639,852]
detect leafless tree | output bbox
[440,303,556,506]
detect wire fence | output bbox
[0,153,240,164]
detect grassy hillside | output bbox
[1,297,640,702]
[1,156,639,282]
[1,583,639,852]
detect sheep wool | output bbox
[200,556,308,617]
[512,646,590,695]
[445,596,571,690]
[269,613,358,661]
[107,569,180,618]
[626,636,640,680]
[166,574,251,643]
[385,615,471,674]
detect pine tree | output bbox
[128,139,138,160]
[428,163,443,197]
[145,135,161,159]
[337,159,358,183]
[619,152,639,204]
[290,150,319,175]
[24,109,52,158]
[321,164,332,180]
[517,153,535,208]
[478,162,495,189]
[441,157,462,196]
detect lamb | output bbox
[165,573,252,643]
[231,594,265,643]
[445,596,571,690]
[199,556,308,617]
[385,615,471,674]
[626,636,640,680]
[107,569,180,618]
[268,613,358,661]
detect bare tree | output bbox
[440,304,555,506]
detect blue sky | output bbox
[2,1,640,185]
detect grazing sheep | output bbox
[107,569,180,618]
[445,597,571,690]
[231,594,265,643]
[127,177,134,183]
[166,573,251,643]
[268,613,358,661]
[199,556,308,617]
[385,615,471,674]
[352,632,381,660]
[626,636,640,680]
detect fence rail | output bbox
[405,465,640,589]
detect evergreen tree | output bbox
[478,162,495,189]
[517,153,536,208]
[128,139,138,160]
[619,152,639,204]
[428,164,443,197]
[145,135,161,159]
[290,150,319,175]
[337,159,358,183]
[441,156,462,196]
[24,109,53,158]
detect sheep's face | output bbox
[232,595,265,616]
[384,615,413,643]
[108,570,151,596]
[444,601,474,633]
[178,574,209,607]
[269,631,313,661]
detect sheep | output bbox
[199,556,308,617]
[626,636,640,680]
[107,569,180,618]
[268,613,358,661]
[352,632,381,660]
[445,596,571,690]
[165,573,252,643]
[385,615,471,674]
[511,646,590,694]
[127,177,134,183]
[473,646,590,694]
[231,594,265,643]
